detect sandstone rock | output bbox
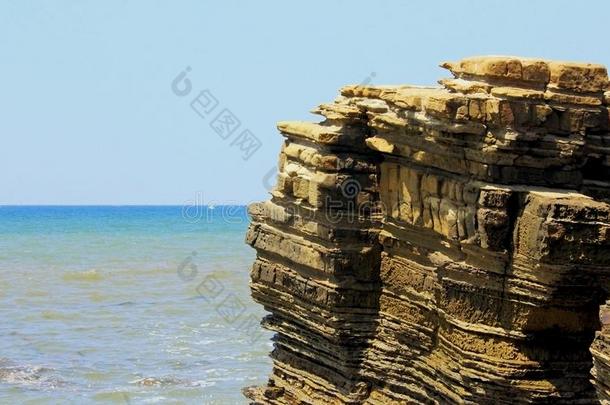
[490,86,545,100]
[441,56,551,86]
[438,78,492,94]
[245,56,610,404]
[548,61,609,93]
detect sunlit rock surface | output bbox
[245,56,610,404]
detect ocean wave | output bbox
[0,359,64,390]
[129,376,203,387]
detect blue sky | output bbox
[1,0,609,205]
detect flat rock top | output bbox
[441,55,609,93]
[338,56,610,111]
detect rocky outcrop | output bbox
[591,302,610,403]
[245,56,610,404]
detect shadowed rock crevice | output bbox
[245,56,610,404]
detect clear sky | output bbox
[2,0,609,205]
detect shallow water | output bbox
[0,206,272,404]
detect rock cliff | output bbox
[244,56,610,404]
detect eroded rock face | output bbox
[245,56,610,404]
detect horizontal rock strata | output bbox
[245,56,610,404]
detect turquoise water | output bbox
[0,206,271,404]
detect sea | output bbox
[0,206,272,404]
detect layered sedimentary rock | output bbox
[245,56,610,404]
[591,302,610,402]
